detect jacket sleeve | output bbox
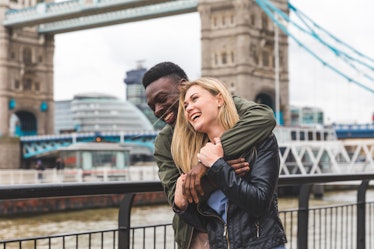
[154,126,180,206]
[173,203,207,232]
[206,135,280,218]
[221,96,276,160]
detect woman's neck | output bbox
[207,126,225,142]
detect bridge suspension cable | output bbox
[255,0,374,94]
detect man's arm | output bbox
[153,125,181,206]
[221,96,276,160]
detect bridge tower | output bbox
[198,0,290,125]
[0,0,54,138]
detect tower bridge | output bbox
[0,0,290,139]
[0,0,372,171]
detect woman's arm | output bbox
[199,135,280,217]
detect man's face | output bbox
[145,77,180,126]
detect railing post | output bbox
[297,184,312,249]
[357,179,369,249]
[118,193,135,249]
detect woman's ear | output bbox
[217,93,224,107]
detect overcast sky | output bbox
[54,0,374,124]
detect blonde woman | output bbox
[172,77,287,249]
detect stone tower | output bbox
[198,0,290,125]
[0,0,55,137]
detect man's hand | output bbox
[175,174,188,211]
[183,163,208,204]
[227,158,250,177]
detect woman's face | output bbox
[183,85,222,134]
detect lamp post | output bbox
[274,19,281,125]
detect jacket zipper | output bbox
[197,203,231,248]
[256,221,260,238]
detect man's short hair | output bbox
[142,62,188,89]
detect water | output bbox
[1,189,373,242]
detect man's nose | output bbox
[154,104,163,117]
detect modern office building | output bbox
[124,66,147,106]
[124,65,165,130]
[54,93,154,134]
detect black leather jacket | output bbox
[177,134,287,249]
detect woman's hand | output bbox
[197,138,224,168]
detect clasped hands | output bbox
[175,138,249,210]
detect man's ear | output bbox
[177,79,187,90]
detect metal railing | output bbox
[0,173,374,249]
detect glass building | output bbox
[55,93,154,134]
[124,66,165,130]
[290,106,324,127]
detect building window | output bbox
[261,13,268,30]
[34,82,40,91]
[212,16,218,28]
[230,15,235,25]
[221,52,227,64]
[14,80,20,89]
[251,14,255,26]
[262,50,270,67]
[23,47,32,65]
[23,78,32,90]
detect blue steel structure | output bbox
[20,131,157,158]
[3,0,198,34]
[333,123,374,139]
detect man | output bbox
[142,62,276,249]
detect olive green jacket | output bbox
[153,96,276,249]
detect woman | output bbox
[171,77,287,249]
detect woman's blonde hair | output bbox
[171,77,239,173]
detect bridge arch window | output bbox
[14,111,37,136]
[255,93,274,110]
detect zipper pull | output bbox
[256,223,260,238]
[223,223,228,237]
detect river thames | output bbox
[1,188,374,247]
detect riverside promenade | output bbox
[1,173,374,249]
